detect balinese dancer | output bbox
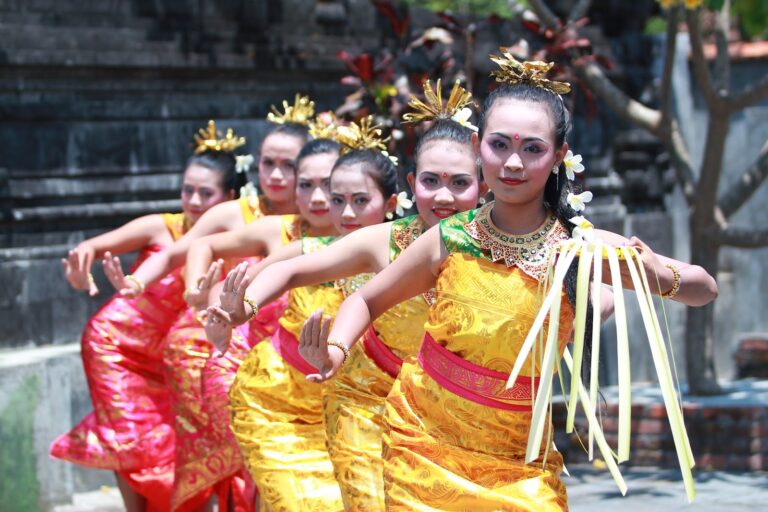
[211,81,485,510]
[206,117,398,512]
[296,55,718,511]
[50,121,248,512]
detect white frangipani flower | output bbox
[235,154,254,174]
[567,191,593,212]
[569,215,595,242]
[563,150,585,181]
[451,107,479,132]
[395,191,413,217]
[382,151,399,166]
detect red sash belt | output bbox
[362,325,403,379]
[270,324,317,375]
[418,333,538,411]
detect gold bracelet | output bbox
[661,263,681,299]
[125,274,146,294]
[87,273,95,284]
[243,297,259,322]
[326,340,350,365]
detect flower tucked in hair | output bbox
[562,150,585,181]
[569,216,595,242]
[267,94,315,126]
[451,107,479,132]
[239,182,260,209]
[235,154,254,174]
[567,191,593,212]
[395,191,413,217]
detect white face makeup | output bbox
[257,132,303,205]
[329,163,389,236]
[180,164,231,224]
[295,152,336,230]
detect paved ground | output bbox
[52,464,767,511]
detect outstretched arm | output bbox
[298,224,445,382]
[595,231,718,307]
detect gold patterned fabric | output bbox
[323,215,431,510]
[382,206,575,511]
[229,237,344,512]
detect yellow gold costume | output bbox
[383,204,575,511]
[229,236,344,512]
[323,215,431,510]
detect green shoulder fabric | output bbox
[301,235,336,256]
[389,215,426,262]
[439,208,484,258]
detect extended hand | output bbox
[601,237,672,294]
[298,310,345,383]
[101,251,142,297]
[62,244,98,296]
[204,305,234,353]
[186,259,223,309]
[219,262,252,325]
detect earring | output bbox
[411,194,417,203]
[385,212,393,220]
[478,197,486,205]
[476,158,482,168]
[552,165,559,175]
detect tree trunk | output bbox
[685,225,722,395]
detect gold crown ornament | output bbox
[267,94,315,126]
[308,111,340,141]
[490,49,571,95]
[402,79,475,125]
[335,115,389,154]
[193,120,247,154]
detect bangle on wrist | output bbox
[125,274,146,294]
[183,286,198,302]
[661,263,681,299]
[327,340,350,366]
[243,296,259,322]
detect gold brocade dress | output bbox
[383,204,575,511]
[323,215,432,510]
[229,236,345,512]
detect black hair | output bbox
[480,83,594,385]
[262,122,310,151]
[331,149,398,199]
[296,138,341,171]
[413,119,479,177]
[185,150,246,197]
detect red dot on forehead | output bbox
[442,172,448,177]
[514,134,520,140]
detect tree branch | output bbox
[668,118,698,206]
[717,226,768,248]
[726,74,768,112]
[527,0,561,30]
[718,141,768,217]
[660,7,680,126]
[687,8,722,108]
[568,0,593,22]
[712,0,731,94]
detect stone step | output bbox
[9,198,182,222]
[0,23,177,51]
[8,174,181,200]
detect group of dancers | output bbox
[50,52,718,511]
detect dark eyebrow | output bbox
[489,132,547,144]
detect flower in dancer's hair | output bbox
[235,154,254,174]
[395,191,413,217]
[451,107,478,132]
[382,151,399,166]
[562,150,585,181]
[567,191,593,212]
[569,216,595,242]
[239,182,260,209]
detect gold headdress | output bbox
[267,94,315,126]
[490,49,571,95]
[402,79,475,124]
[335,116,389,155]
[193,120,246,154]
[307,111,339,141]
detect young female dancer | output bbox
[294,57,719,510]
[49,122,247,512]
[205,118,398,511]
[208,81,485,510]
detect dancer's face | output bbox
[477,99,567,206]
[180,164,233,224]
[295,152,336,230]
[329,163,393,236]
[409,141,486,228]
[257,132,302,205]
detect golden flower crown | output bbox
[489,49,571,95]
[307,111,340,141]
[335,115,389,155]
[402,79,475,124]
[266,93,315,126]
[193,120,247,154]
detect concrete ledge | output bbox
[0,343,114,511]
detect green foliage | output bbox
[731,0,768,39]
[645,16,669,35]
[0,374,41,511]
[403,0,521,18]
